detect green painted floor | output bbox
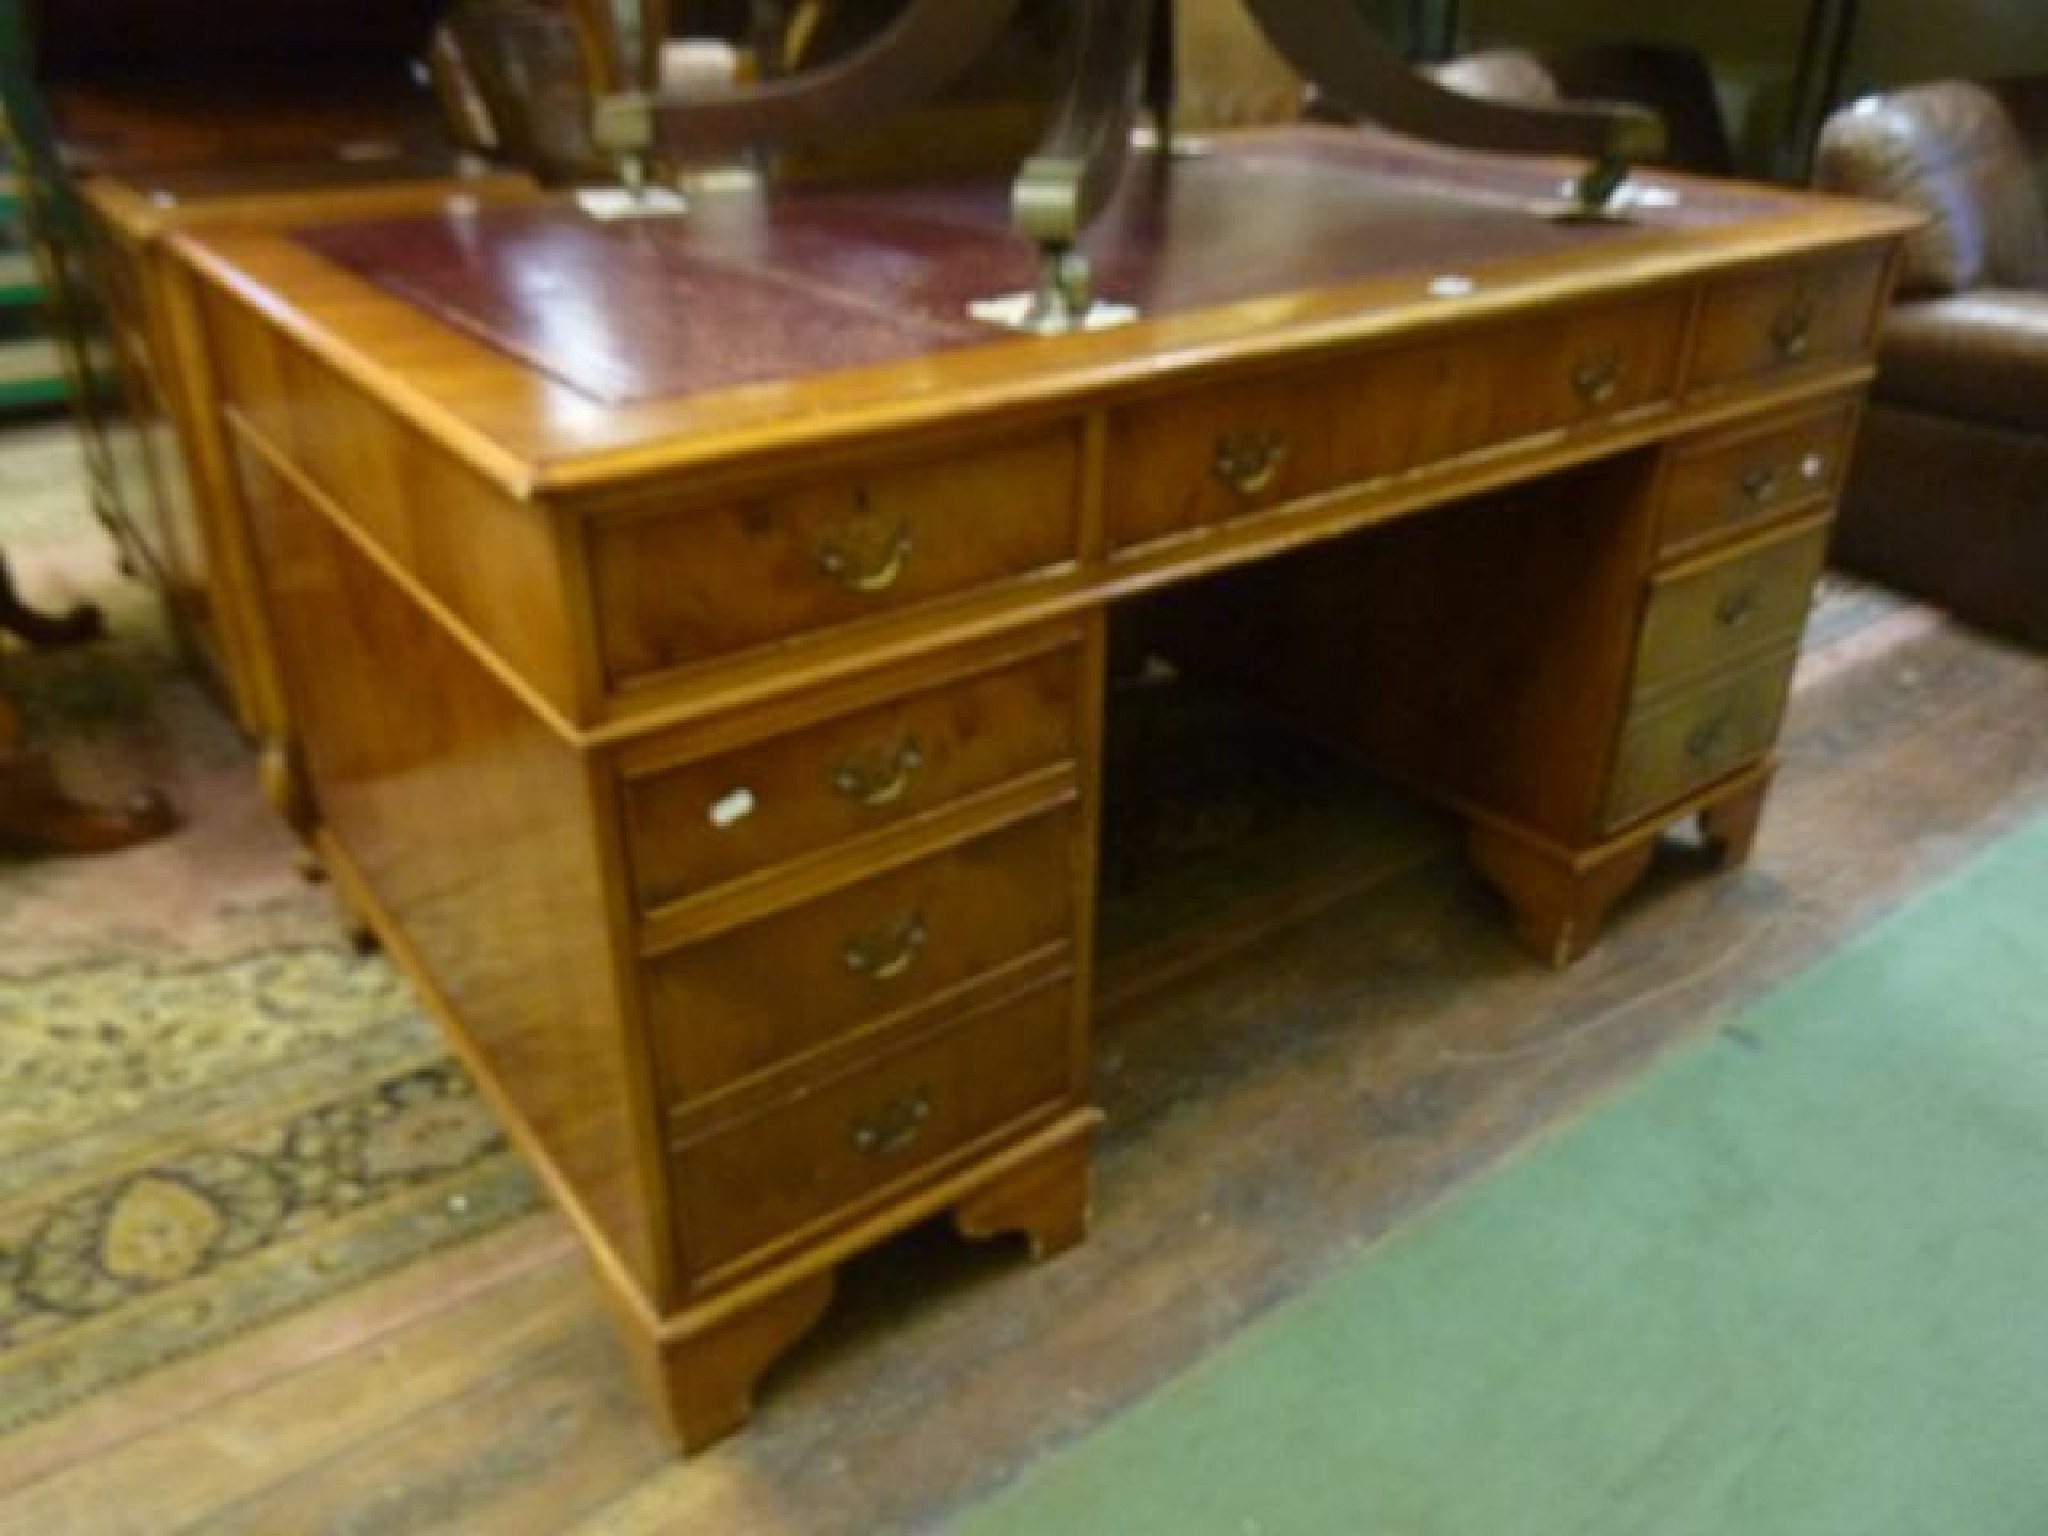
[964,812,2048,1535]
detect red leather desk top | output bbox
[296,128,1790,408]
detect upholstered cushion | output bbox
[1875,291,2048,433]
[1815,82,2048,295]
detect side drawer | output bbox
[1656,399,1857,560]
[1107,290,1684,552]
[645,808,1074,1106]
[622,637,1081,910]
[669,974,1074,1282]
[1687,249,1888,393]
[1604,651,1798,831]
[1631,520,1829,701]
[591,428,1082,689]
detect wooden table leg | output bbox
[621,1115,1100,1454]
[1700,760,1776,869]
[637,1271,838,1455]
[954,1122,1097,1262]
[1467,820,1656,969]
[1467,762,1782,967]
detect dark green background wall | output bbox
[1455,0,2048,174]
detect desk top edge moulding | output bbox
[163,0,1919,1453]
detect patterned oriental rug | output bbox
[0,424,539,1438]
[0,420,1921,1445]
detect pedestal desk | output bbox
[168,126,1915,1450]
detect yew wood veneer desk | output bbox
[167,126,1915,1451]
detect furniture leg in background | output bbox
[0,549,174,854]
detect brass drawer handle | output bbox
[851,1088,932,1157]
[1572,348,1625,407]
[830,735,926,808]
[1738,464,1783,504]
[1685,714,1734,764]
[1212,430,1290,498]
[815,498,915,594]
[1770,296,1815,361]
[1715,586,1760,629]
[842,910,928,983]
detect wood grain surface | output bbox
[3,601,2042,1533]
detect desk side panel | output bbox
[199,287,591,725]
[230,440,664,1297]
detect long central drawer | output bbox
[1108,289,1686,552]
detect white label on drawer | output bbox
[707,788,757,829]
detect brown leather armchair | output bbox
[1815,79,2048,645]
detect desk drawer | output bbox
[645,809,1074,1106]
[1632,520,1829,701]
[1657,400,1855,559]
[623,640,1081,909]
[1687,250,1888,392]
[1108,291,1684,551]
[592,430,1081,689]
[669,974,1073,1281]
[1604,651,1796,830]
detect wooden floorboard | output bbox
[0,1219,578,1496]
[5,612,2046,1536]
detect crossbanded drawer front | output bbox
[623,644,1080,910]
[1657,401,1856,559]
[592,429,1081,689]
[1604,653,1797,831]
[669,974,1073,1281]
[1107,291,1684,552]
[1687,250,1888,392]
[645,809,1074,1106]
[1631,520,1829,701]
